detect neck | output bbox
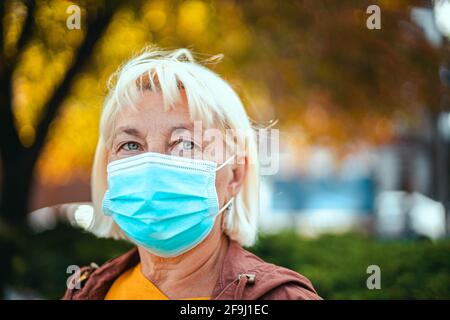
[138,232,229,299]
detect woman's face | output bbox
[108,91,246,241]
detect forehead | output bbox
[114,91,192,128]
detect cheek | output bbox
[108,151,118,162]
[214,169,231,206]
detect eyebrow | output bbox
[171,125,194,133]
[113,126,145,140]
[113,124,195,141]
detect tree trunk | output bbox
[0,150,36,299]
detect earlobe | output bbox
[228,156,247,196]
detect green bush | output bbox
[9,225,450,299]
[249,231,450,299]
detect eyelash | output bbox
[170,138,199,150]
[118,141,141,152]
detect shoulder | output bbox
[261,283,322,300]
[220,240,321,300]
[251,261,322,300]
[62,247,140,300]
[259,270,322,300]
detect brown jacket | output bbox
[63,239,321,300]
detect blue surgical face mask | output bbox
[102,152,234,258]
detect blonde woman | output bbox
[63,47,320,300]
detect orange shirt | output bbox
[105,263,210,300]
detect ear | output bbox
[227,155,247,197]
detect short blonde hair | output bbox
[89,47,260,247]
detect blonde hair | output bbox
[89,47,260,247]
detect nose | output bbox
[144,137,168,155]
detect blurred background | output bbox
[0,0,450,299]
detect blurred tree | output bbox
[30,0,447,187]
[0,0,122,298]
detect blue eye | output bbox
[182,140,195,151]
[170,139,199,154]
[122,142,140,151]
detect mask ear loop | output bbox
[206,197,233,219]
[215,155,235,172]
[214,155,235,229]
[219,198,234,230]
[219,198,233,214]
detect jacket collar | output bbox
[212,239,313,299]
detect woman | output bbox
[63,47,320,300]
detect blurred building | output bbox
[259,113,448,240]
